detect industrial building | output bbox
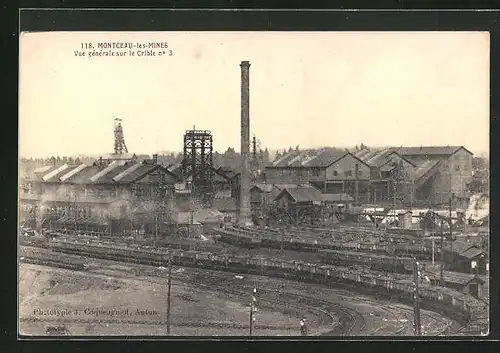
[265,145,474,208]
[19,155,179,236]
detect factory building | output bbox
[395,146,473,206]
[19,156,179,237]
[265,148,371,204]
[266,145,474,208]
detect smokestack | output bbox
[152,154,158,165]
[239,60,252,226]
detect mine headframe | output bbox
[181,128,214,198]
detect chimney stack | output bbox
[152,154,158,164]
[239,60,252,226]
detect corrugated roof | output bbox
[64,166,101,184]
[59,164,87,182]
[117,164,157,183]
[112,163,142,182]
[272,151,300,167]
[277,187,324,203]
[397,146,469,156]
[42,166,75,183]
[353,148,400,168]
[302,149,348,168]
[93,164,127,184]
[41,164,70,181]
[89,161,119,182]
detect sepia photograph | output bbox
[18,30,490,337]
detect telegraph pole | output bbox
[413,259,422,336]
[73,193,77,233]
[166,255,172,335]
[440,221,445,287]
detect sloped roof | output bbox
[413,159,442,181]
[64,165,101,184]
[460,247,485,259]
[42,165,76,183]
[32,163,176,185]
[251,183,274,193]
[353,148,399,167]
[302,149,349,168]
[396,146,471,156]
[271,151,301,167]
[115,164,158,183]
[273,183,314,190]
[277,186,324,203]
[440,273,485,285]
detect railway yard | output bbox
[18,224,489,337]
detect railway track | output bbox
[19,238,478,335]
[20,248,457,336]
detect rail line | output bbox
[20,248,458,336]
[19,235,484,330]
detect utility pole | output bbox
[413,259,422,336]
[166,255,172,335]
[440,221,445,287]
[432,238,435,266]
[249,288,257,336]
[73,192,77,233]
[449,194,454,270]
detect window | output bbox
[333,171,338,176]
[358,170,363,177]
[455,165,460,172]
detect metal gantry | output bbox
[182,129,214,198]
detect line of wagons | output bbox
[47,238,476,322]
[217,227,435,260]
[20,247,89,271]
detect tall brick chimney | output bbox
[239,60,252,226]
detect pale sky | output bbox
[19,31,490,158]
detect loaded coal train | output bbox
[217,226,435,259]
[43,238,480,325]
[318,249,414,274]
